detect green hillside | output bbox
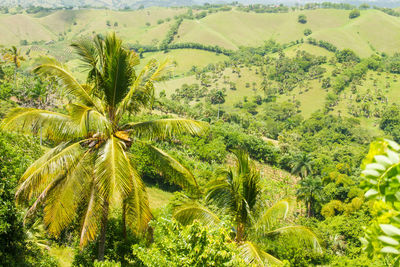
[1,7,400,58]
[174,9,400,56]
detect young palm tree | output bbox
[174,150,321,266]
[290,152,314,179]
[3,45,25,89]
[296,176,323,217]
[1,33,207,260]
[205,149,259,242]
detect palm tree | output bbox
[3,45,25,89]
[296,176,323,217]
[290,152,314,179]
[174,150,321,266]
[1,33,207,260]
[209,89,226,119]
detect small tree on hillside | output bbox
[303,28,312,36]
[298,14,307,24]
[208,89,226,119]
[349,9,360,19]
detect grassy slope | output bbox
[49,246,74,267]
[0,14,55,44]
[2,7,400,57]
[175,9,400,56]
[0,7,187,46]
[141,49,229,75]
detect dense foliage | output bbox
[3,3,400,266]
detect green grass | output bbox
[278,79,328,118]
[49,246,74,267]
[141,49,228,75]
[5,7,400,58]
[147,186,174,211]
[175,9,400,56]
[154,66,265,112]
[0,7,187,46]
[283,43,335,57]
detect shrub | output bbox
[298,14,307,24]
[131,218,249,266]
[304,28,312,36]
[349,9,360,19]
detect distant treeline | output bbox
[237,4,289,13]
[307,38,338,52]
[130,42,233,56]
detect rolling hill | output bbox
[1,7,400,58]
[174,8,400,57]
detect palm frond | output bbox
[67,103,110,136]
[16,141,86,202]
[173,202,220,227]
[125,118,208,140]
[43,150,92,237]
[24,174,65,222]
[33,56,97,108]
[239,241,283,266]
[266,225,322,253]
[95,136,132,201]
[256,199,291,233]
[205,178,235,212]
[80,181,102,247]
[124,167,152,234]
[102,32,135,109]
[141,143,198,189]
[71,37,99,71]
[0,107,79,140]
[115,57,171,119]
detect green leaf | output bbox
[388,150,400,164]
[366,163,386,171]
[378,235,400,246]
[375,155,392,167]
[365,189,379,198]
[386,139,400,151]
[381,246,400,254]
[380,224,400,237]
[362,169,381,178]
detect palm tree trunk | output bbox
[14,69,17,90]
[40,124,43,146]
[122,201,127,240]
[98,200,109,261]
[236,222,245,242]
[307,201,311,218]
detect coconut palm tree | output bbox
[3,45,25,89]
[296,176,323,217]
[173,150,321,266]
[1,33,207,260]
[290,152,314,179]
[209,89,226,119]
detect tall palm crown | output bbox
[1,33,207,252]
